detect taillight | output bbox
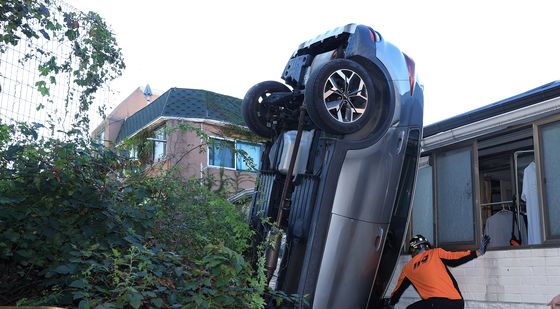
[403,53,416,96]
[369,29,376,41]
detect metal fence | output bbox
[0,0,112,137]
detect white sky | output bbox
[69,0,560,126]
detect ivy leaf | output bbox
[35,80,49,96]
[39,29,50,40]
[65,29,78,40]
[38,4,50,17]
[21,23,35,38]
[45,20,56,31]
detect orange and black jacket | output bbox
[389,248,478,303]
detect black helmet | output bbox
[409,234,431,254]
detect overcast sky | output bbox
[69,0,560,126]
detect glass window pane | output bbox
[154,141,165,161]
[97,129,104,144]
[130,145,138,160]
[436,146,474,243]
[152,126,166,162]
[209,139,234,168]
[236,142,262,171]
[154,127,165,139]
[540,121,560,237]
[412,163,434,242]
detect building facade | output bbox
[93,87,262,195]
[387,81,560,308]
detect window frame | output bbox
[207,137,236,170]
[207,136,262,172]
[97,129,105,145]
[412,115,560,251]
[235,140,263,172]
[151,126,167,162]
[433,141,479,250]
[411,155,435,244]
[534,116,560,243]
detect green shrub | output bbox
[0,123,264,307]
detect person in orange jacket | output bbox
[381,234,490,309]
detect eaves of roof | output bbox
[115,88,243,143]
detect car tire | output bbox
[242,81,291,138]
[305,59,376,134]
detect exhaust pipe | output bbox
[264,103,307,282]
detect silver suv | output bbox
[243,23,424,308]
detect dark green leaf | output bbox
[70,278,87,288]
[78,299,90,309]
[174,266,183,277]
[65,29,78,40]
[143,291,156,298]
[54,264,75,274]
[35,80,49,96]
[234,253,244,273]
[2,230,20,242]
[127,292,142,309]
[0,196,25,205]
[16,249,32,258]
[151,298,165,308]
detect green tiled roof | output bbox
[116,88,243,143]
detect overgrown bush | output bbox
[1,1,298,307]
[0,123,266,308]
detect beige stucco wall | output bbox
[92,91,259,195]
[165,119,258,193]
[92,87,160,146]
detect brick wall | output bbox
[385,247,560,308]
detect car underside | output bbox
[243,24,424,308]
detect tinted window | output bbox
[412,162,434,242]
[540,121,560,238]
[436,146,474,243]
[153,127,166,162]
[209,138,235,168]
[236,141,262,171]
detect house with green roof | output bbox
[92,86,263,194]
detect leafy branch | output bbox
[0,0,125,132]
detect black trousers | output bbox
[407,298,464,309]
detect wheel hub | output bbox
[323,69,368,124]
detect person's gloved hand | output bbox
[479,234,491,256]
[379,298,394,308]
